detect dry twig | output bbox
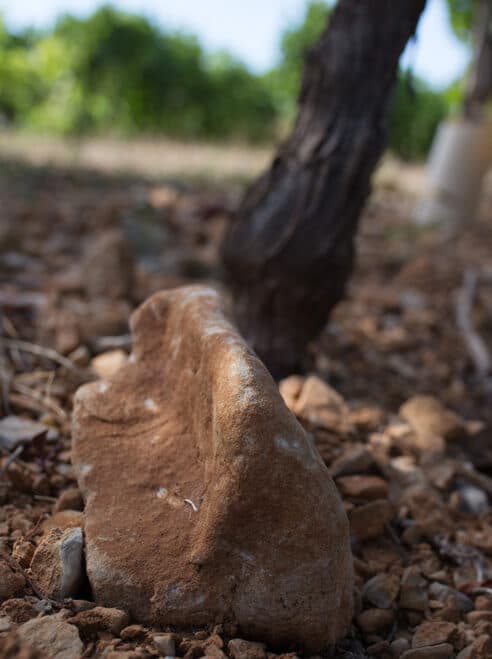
[0,338,76,370]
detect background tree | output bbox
[446,0,492,114]
[221,0,427,377]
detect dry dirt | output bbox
[0,149,492,659]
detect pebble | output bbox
[465,610,492,625]
[400,644,454,659]
[17,616,83,659]
[474,595,492,611]
[330,445,374,477]
[154,633,176,657]
[391,638,411,655]
[428,583,473,613]
[349,500,394,541]
[366,640,392,657]
[53,487,84,513]
[120,624,146,640]
[205,645,228,659]
[11,537,35,568]
[336,475,389,500]
[355,608,395,633]
[362,573,400,609]
[399,566,428,611]
[91,349,128,379]
[228,639,267,659]
[399,395,464,441]
[450,483,489,515]
[411,621,461,649]
[70,599,96,612]
[67,605,129,638]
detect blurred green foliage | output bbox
[389,74,449,160]
[0,1,472,158]
[0,7,277,141]
[264,1,330,118]
[446,0,476,41]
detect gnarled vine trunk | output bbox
[221,0,426,377]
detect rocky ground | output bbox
[0,155,492,658]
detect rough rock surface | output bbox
[16,617,83,659]
[72,285,353,652]
[29,527,84,600]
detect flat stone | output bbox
[67,605,129,638]
[362,573,400,609]
[330,445,374,478]
[336,475,388,500]
[72,286,353,652]
[466,610,492,624]
[355,608,394,633]
[228,638,267,659]
[17,616,83,659]
[292,375,352,434]
[412,621,459,649]
[400,644,454,659]
[399,396,464,442]
[349,500,394,541]
[29,527,84,600]
[119,624,146,640]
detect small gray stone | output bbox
[153,633,176,657]
[428,582,473,613]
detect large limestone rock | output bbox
[72,286,353,652]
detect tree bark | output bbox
[221,0,426,377]
[464,0,492,118]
